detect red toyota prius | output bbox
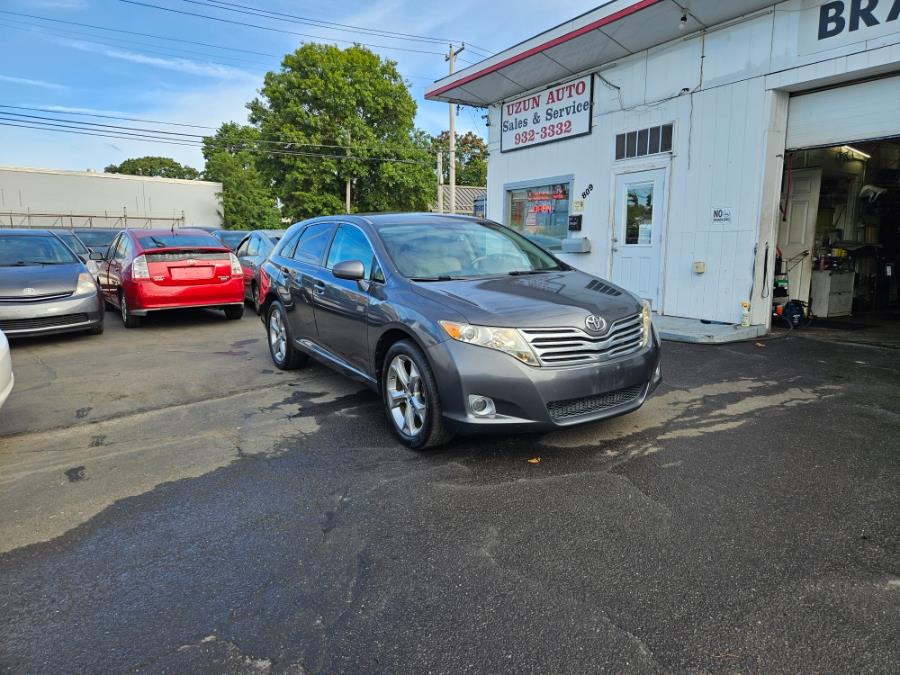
[93,229,245,328]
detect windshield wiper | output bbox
[507,269,554,276]
[0,260,66,266]
[409,275,459,282]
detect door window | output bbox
[326,225,375,278]
[246,235,260,257]
[292,223,334,266]
[624,182,654,245]
[236,237,250,256]
[276,228,303,258]
[111,235,127,260]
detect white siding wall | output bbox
[486,1,900,326]
[0,167,222,228]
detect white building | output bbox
[0,166,222,230]
[427,0,900,336]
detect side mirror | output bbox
[89,251,105,261]
[332,260,365,281]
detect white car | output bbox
[0,330,13,409]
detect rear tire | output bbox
[382,340,452,450]
[251,283,261,315]
[266,301,306,370]
[224,305,244,320]
[119,291,143,329]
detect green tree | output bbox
[248,44,434,219]
[431,130,487,186]
[202,123,282,230]
[104,156,200,180]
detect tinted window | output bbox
[236,237,250,256]
[110,235,126,260]
[326,225,375,278]
[275,228,303,258]
[218,231,248,249]
[0,234,78,266]
[247,235,260,257]
[137,234,221,249]
[56,232,89,256]
[378,221,564,279]
[74,230,116,247]
[292,223,334,266]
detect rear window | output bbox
[75,230,116,247]
[217,231,248,248]
[56,232,89,255]
[138,234,222,249]
[0,234,79,266]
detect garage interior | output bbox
[777,137,900,331]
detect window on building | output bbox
[506,182,570,250]
[615,123,674,160]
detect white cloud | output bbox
[0,74,68,91]
[62,40,256,80]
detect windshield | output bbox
[74,230,116,247]
[378,220,565,279]
[56,232,89,255]
[138,234,222,249]
[0,234,79,266]
[218,231,248,249]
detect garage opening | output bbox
[776,137,900,333]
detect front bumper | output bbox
[0,293,104,338]
[127,277,244,315]
[428,328,662,434]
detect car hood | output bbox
[0,264,81,299]
[411,270,642,328]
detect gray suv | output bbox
[258,214,661,448]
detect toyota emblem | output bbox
[23,287,38,296]
[585,314,607,333]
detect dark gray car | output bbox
[258,214,661,449]
[0,229,105,338]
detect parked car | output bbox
[73,228,119,257]
[234,230,283,311]
[0,229,105,337]
[46,229,99,276]
[211,229,250,252]
[257,214,661,449]
[0,329,13,409]
[93,228,245,327]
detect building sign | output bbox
[500,75,593,153]
[712,207,733,225]
[799,0,900,55]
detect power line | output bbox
[0,104,216,130]
[0,120,432,164]
[119,0,449,56]
[0,8,276,57]
[0,108,438,155]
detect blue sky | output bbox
[0,0,599,172]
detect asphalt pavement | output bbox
[0,309,898,673]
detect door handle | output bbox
[313,281,326,295]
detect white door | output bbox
[612,169,666,307]
[778,168,821,303]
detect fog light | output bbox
[468,395,496,417]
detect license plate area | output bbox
[170,266,214,281]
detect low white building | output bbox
[427,0,900,335]
[0,166,222,230]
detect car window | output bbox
[275,228,303,258]
[326,224,375,279]
[137,234,220,249]
[0,234,79,266]
[292,223,334,266]
[57,232,89,256]
[247,235,260,257]
[75,230,116,248]
[107,234,123,260]
[236,237,250,257]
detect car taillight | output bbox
[132,255,150,279]
[229,253,242,277]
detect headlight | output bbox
[75,271,98,296]
[641,300,652,347]
[439,320,539,366]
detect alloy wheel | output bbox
[386,354,427,437]
[269,309,287,363]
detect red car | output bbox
[93,229,245,328]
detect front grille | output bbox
[0,313,89,332]
[521,313,644,367]
[547,383,644,421]
[0,292,73,303]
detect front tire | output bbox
[382,340,452,450]
[251,283,261,315]
[266,301,306,370]
[119,291,143,328]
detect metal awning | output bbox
[426,0,778,105]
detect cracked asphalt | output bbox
[0,310,898,673]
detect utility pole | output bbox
[446,43,465,214]
[345,129,351,213]
[436,150,444,213]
